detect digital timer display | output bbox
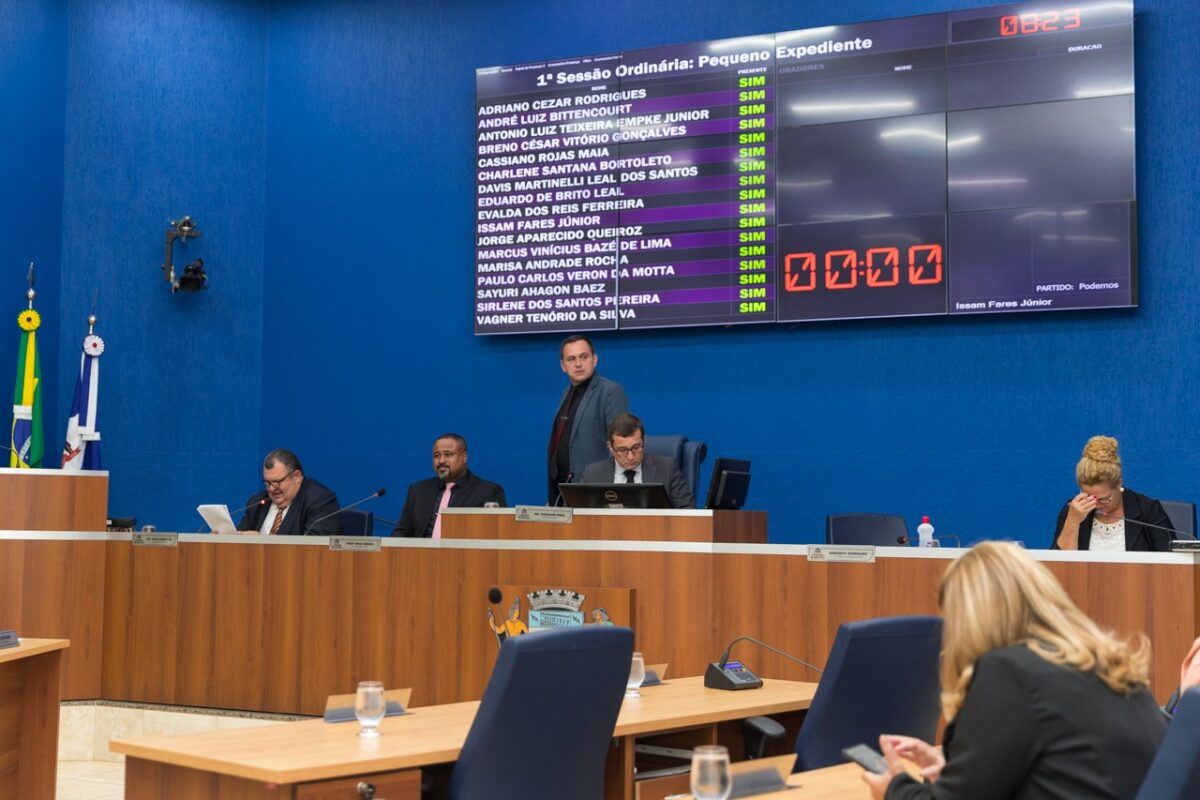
[999,8,1082,36]
[474,0,1136,334]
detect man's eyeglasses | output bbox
[264,471,297,490]
[613,442,644,457]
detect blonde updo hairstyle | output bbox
[938,542,1149,720]
[1076,435,1122,488]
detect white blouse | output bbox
[1089,518,1126,552]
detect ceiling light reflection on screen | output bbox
[790,99,915,114]
[948,177,1029,186]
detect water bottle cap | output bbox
[921,516,930,523]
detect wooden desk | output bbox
[0,638,69,798]
[678,762,867,799]
[0,533,1196,712]
[0,467,108,530]
[441,507,768,543]
[112,676,817,800]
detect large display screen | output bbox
[475,1,1135,334]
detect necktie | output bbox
[624,469,637,484]
[432,482,456,538]
[269,507,284,534]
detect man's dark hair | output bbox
[263,448,303,474]
[559,334,595,358]
[607,413,644,442]
[434,433,468,452]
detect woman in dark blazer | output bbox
[862,542,1167,800]
[1051,435,1173,552]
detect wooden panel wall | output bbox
[0,472,107,531]
[0,538,104,698]
[0,535,1193,713]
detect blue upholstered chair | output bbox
[1160,499,1196,540]
[1134,688,1200,799]
[339,508,375,536]
[793,616,942,772]
[448,626,634,800]
[825,513,910,546]
[644,434,707,501]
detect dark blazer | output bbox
[552,373,629,483]
[578,452,694,509]
[236,477,341,536]
[1051,488,1173,551]
[886,645,1167,800]
[393,469,506,537]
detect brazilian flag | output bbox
[11,307,44,468]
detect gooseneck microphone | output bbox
[1119,516,1197,542]
[706,635,822,690]
[302,488,387,536]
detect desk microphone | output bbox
[302,488,386,536]
[197,497,267,533]
[1118,516,1197,541]
[705,635,822,691]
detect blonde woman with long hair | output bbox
[864,542,1166,799]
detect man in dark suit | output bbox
[394,433,506,537]
[579,413,694,509]
[237,448,342,535]
[548,335,629,503]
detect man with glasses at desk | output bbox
[236,448,341,535]
[580,413,694,508]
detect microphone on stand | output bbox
[1120,517,1197,542]
[705,635,822,690]
[302,488,386,536]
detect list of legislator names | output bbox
[475,37,777,334]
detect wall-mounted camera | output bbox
[162,216,207,293]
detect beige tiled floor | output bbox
[56,760,124,800]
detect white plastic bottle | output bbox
[917,516,935,547]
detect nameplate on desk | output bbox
[514,505,573,524]
[132,532,178,548]
[807,544,875,563]
[1170,539,1200,552]
[329,536,381,552]
[0,630,18,649]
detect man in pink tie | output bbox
[392,434,506,537]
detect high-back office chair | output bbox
[644,434,708,500]
[339,509,375,536]
[448,626,634,800]
[793,616,942,771]
[1160,500,1197,540]
[825,513,910,546]
[1134,688,1200,799]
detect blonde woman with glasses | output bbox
[864,542,1166,799]
[1051,435,1172,551]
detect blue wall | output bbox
[6,0,1198,541]
[0,0,65,460]
[58,0,269,522]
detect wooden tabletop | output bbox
[0,637,69,664]
[677,762,869,799]
[111,675,816,786]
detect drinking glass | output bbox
[626,651,645,697]
[355,681,386,738]
[690,745,732,800]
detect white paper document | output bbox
[197,504,238,535]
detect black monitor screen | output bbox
[704,457,752,510]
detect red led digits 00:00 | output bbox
[999,8,1081,36]
[784,245,943,292]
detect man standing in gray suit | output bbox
[579,413,694,509]
[547,335,629,504]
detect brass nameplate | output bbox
[807,544,876,563]
[329,536,382,552]
[514,505,573,524]
[132,532,179,548]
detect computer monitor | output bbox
[704,458,752,510]
[557,482,672,509]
